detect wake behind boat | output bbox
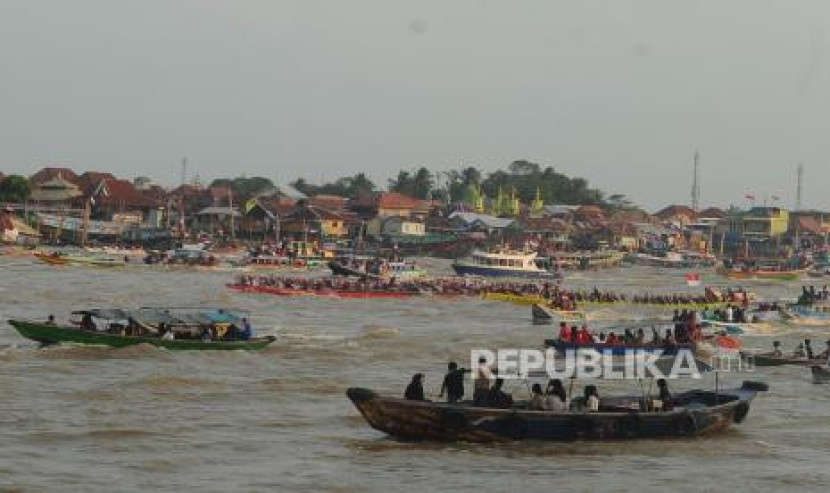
[8,308,275,350]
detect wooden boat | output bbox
[328,259,427,280]
[546,250,626,270]
[346,381,767,442]
[8,309,275,350]
[716,265,806,281]
[34,252,69,265]
[531,303,586,324]
[811,365,830,384]
[781,303,830,325]
[34,251,125,268]
[9,320,274,350]
[226,284,422,299]
[482,292,730,310]
[740,351,824,367]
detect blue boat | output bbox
[544,340,695,356]
[452,249,563,280]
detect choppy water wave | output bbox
[3,260,830,490]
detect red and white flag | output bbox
[744,193,755,201]
[685,273,702,287]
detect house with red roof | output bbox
[351,192,431,220]
[30,167,82,187]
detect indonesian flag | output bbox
[744,193,755,201]
[686,273,702,287]
[771,194,781,201]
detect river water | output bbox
[1,258,830,492]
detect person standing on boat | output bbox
[439,361,468,404]
[240,317,254,341]
[805,339,815,360]
[404,373,426,401]
[473,356,494,405]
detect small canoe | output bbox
[531,303,586,324]
[34,252,69,265]
[811,365,830,384]
[739,352,823,367]
[346,381,766,442]
[8,320,275,351]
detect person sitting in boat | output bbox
[558,322,572,343]
[225,323,241,341]
[80,313,96,331]
[623,329,635,345]
[240,317,254,341]
[635,328,645,345]
[162,327,175,341]
[771,341,783,357]
[605,332,620,346]
[404,373,426,401]
[439,361,468,404]
[584,385,600,412]
[805,339,815,360]
[46,314,56,326]
[663,329,676,347]
[544,379,568,412]
[656,379,673,411]
[597,332,607,343]
[528,383,545,411]
[575,325,592,344]
[486,378,513,409]
[794,342,806,358]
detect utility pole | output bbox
[796,163,804,211]
[181,157,188,187]
[691,150,700,212]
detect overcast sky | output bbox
[2,0,829,211]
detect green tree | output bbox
[0,175,31,203]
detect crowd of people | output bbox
[541,285,751,311]
[554,319,703,347]
[797,285,830,305]
[403,360,678,413]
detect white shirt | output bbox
[586,395,600,412]
[545,395,567,412]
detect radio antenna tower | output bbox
[796,163,804,211]
[691,150,700,212]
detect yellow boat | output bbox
[482,292,731,310]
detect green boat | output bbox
[7,308,276,351]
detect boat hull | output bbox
[226,284,421,299]
[545,340,695,356]
[811,365,830,384]
[452,263,562,280]
[717,267,805,281]
[531,304,586,324]
[8,320,274,351]
[346,384,761,442]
